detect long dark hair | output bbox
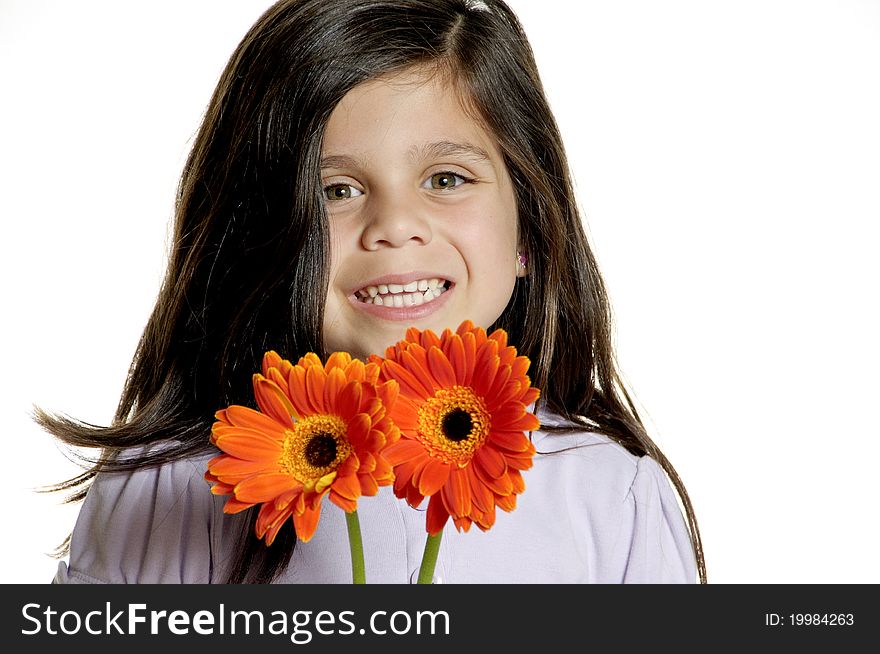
[37,0,706,583]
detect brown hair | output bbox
[37,0,705,583]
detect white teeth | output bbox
[358,288,448,306]
[355,277,450,305]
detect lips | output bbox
[355,277,450,307]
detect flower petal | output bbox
[467,466,494,513]
[493,412,541,434]
[488,328,508,349]
[234,473,298,503]
[452,515,473,533]
[329,491,358,513]
[472,341,500,398]
[332,473,362,501]
[224,405,286,434]
[474,445,507,478]
[400,348,438,397]
[325,351,352,372]
[213,431,283,462]
[504,448,536,471]
[359,451,377,474]
[292,506,323,542]
[208,455,279,480]
[221,497,255,514]
[324,367,347,410]
[253,375,296,427]
[376,379,399,413]
[304,364,326,414]
[358,473,380,496]
[416,328,441,351]
[427,346,457,388]
[456,319,477,337]
[473,455,514,495]
[416,457,451,497]
[485,364,512,407]
[257,504,293,545]
[489,429,533,453]
[262,350,284,377]
[497,493,517,512]
[383,359,432,401]
[446,334,469,385]
[520,386,540,407]
[508,468,526,494]
[406,481,425,509]
[334,380,363,418]
[391,455,422,495]
[388,396,419,432]
[488,400,525,425]
[441,467,472,518]
[212,423,283,444]
[384,438,427,465]
[426,494,449,535]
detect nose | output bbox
[360,189,432,250]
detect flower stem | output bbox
[417,532,443,584]
[345,510,366,584]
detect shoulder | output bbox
[55,443,231,584]
[530,408,642,504]
[529,408,698,583]
[88,444,220,519]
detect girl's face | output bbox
[321,67,521,360]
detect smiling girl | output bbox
[321,68,521,360]
[40,0,706,584]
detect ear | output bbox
[516,251,528,278]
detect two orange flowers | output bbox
[205,320,540,547]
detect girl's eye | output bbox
[426,171,469,190]
[324,184,362,201]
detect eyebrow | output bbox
[411,140,492,164]
[320,140,493,170]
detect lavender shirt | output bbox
[53,412,698,584]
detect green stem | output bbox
[417,531,443,584]
[345,510,366,584]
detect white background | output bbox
[1,0,878,584]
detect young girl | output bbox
[41,0,705,584]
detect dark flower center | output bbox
[441,408,473,442]
[304,433,338,468]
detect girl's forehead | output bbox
[322,67,501,161]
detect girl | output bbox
[41,0,705,584]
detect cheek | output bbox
[454,201,518,270]
[326,220,344,277]
[325,217,359,289]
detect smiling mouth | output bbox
[354,278,451,307]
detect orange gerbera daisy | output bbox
[205,350,399,544]
[371,320,540,535]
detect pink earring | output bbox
[517,252,528,268]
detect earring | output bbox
[516,252,528,278]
